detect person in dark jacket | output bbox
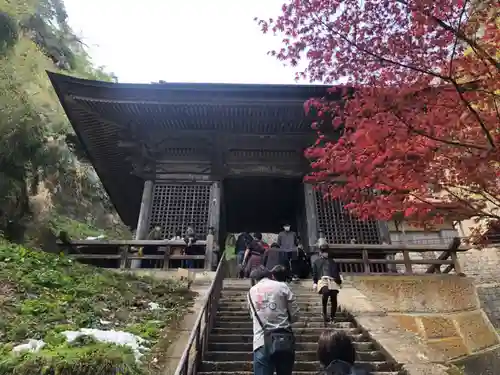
[263,243,289,271]
[242,233,266,284]
[277,224,300,281]
[312,244,342,324]
[236,232,253,265]
[317,331,367,375]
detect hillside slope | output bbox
[0,0,131,246]
[0,240,194,375]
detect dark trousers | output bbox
[253,346,294,375]
[320,287,339,320]
[290,259,300,277]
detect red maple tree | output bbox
[257,0,500,240]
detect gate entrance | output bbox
[223,176,304,234]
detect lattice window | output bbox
[314,191,381,244]
[227,150,299,162]
[149,183,211,239]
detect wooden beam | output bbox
[211,134,227,179]
[425,237,462,273]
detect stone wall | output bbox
[387,222,500,329]
[354,275,500,361]
[460,246,500,328]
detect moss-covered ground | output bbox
[0,240,195,375]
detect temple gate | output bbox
[49,72,389,271]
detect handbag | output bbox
[247,292,295,355]
[323,276,341,291]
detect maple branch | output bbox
[391,110,489,150]
[304,0,498,151]
[402,78,497,149]
[395,0,500,71]
[481,186,500,206]
[448,79,497,148]
[364,174,451,214]
[304,2,449,82]
[490,93,500,125]
[442,187,500,220]
[446,184,500,210]
[448,0,469,76]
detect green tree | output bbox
[0,0,127,243]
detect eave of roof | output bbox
[47,71,335,228]
[47,71,334,99]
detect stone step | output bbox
[219,298,335,304]
[198,372,400,375]
[217,307,344,314]
[204,350,385,362]
[207,285,400,375]
[219,296,322,302]
[207,340,375,352]
[209,332,367,343]
[215,316,352,325]
[219,298,336,309]
[216,310,349,319]
[221,291,320,297]
[214,320,355,329]
[199,360,395,372]
[210,327,361,336]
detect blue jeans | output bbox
[237,250,245,265]
[253,346,295,375]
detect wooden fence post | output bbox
[362,249,370,274]
[402,250,412,274]
[205,230,214,271]
[450,251,463,274]
[120,246,129,269]
[162,246,171,270]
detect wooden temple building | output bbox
[48,72,389,264]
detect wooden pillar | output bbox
[206,182,221,270]
[131,180,154,269]
[303,183,318,250]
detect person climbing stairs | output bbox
[197,281,404,375]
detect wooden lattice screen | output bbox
[148,183,211,239]
[314,191,381,244]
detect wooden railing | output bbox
[315,237,469,275]
[56,238,215,270]
[174,252,227,375]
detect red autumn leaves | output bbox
[257,0,499,237]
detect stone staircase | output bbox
[198,281,403,375]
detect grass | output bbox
[0,239,195,375]
[48,213,132,240]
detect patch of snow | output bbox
[12,339,46,354]
[85,235,106,240]
[99,319,112,325]
[61,329,148,362]
[148,302,164,310]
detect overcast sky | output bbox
[64,0,310,84]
